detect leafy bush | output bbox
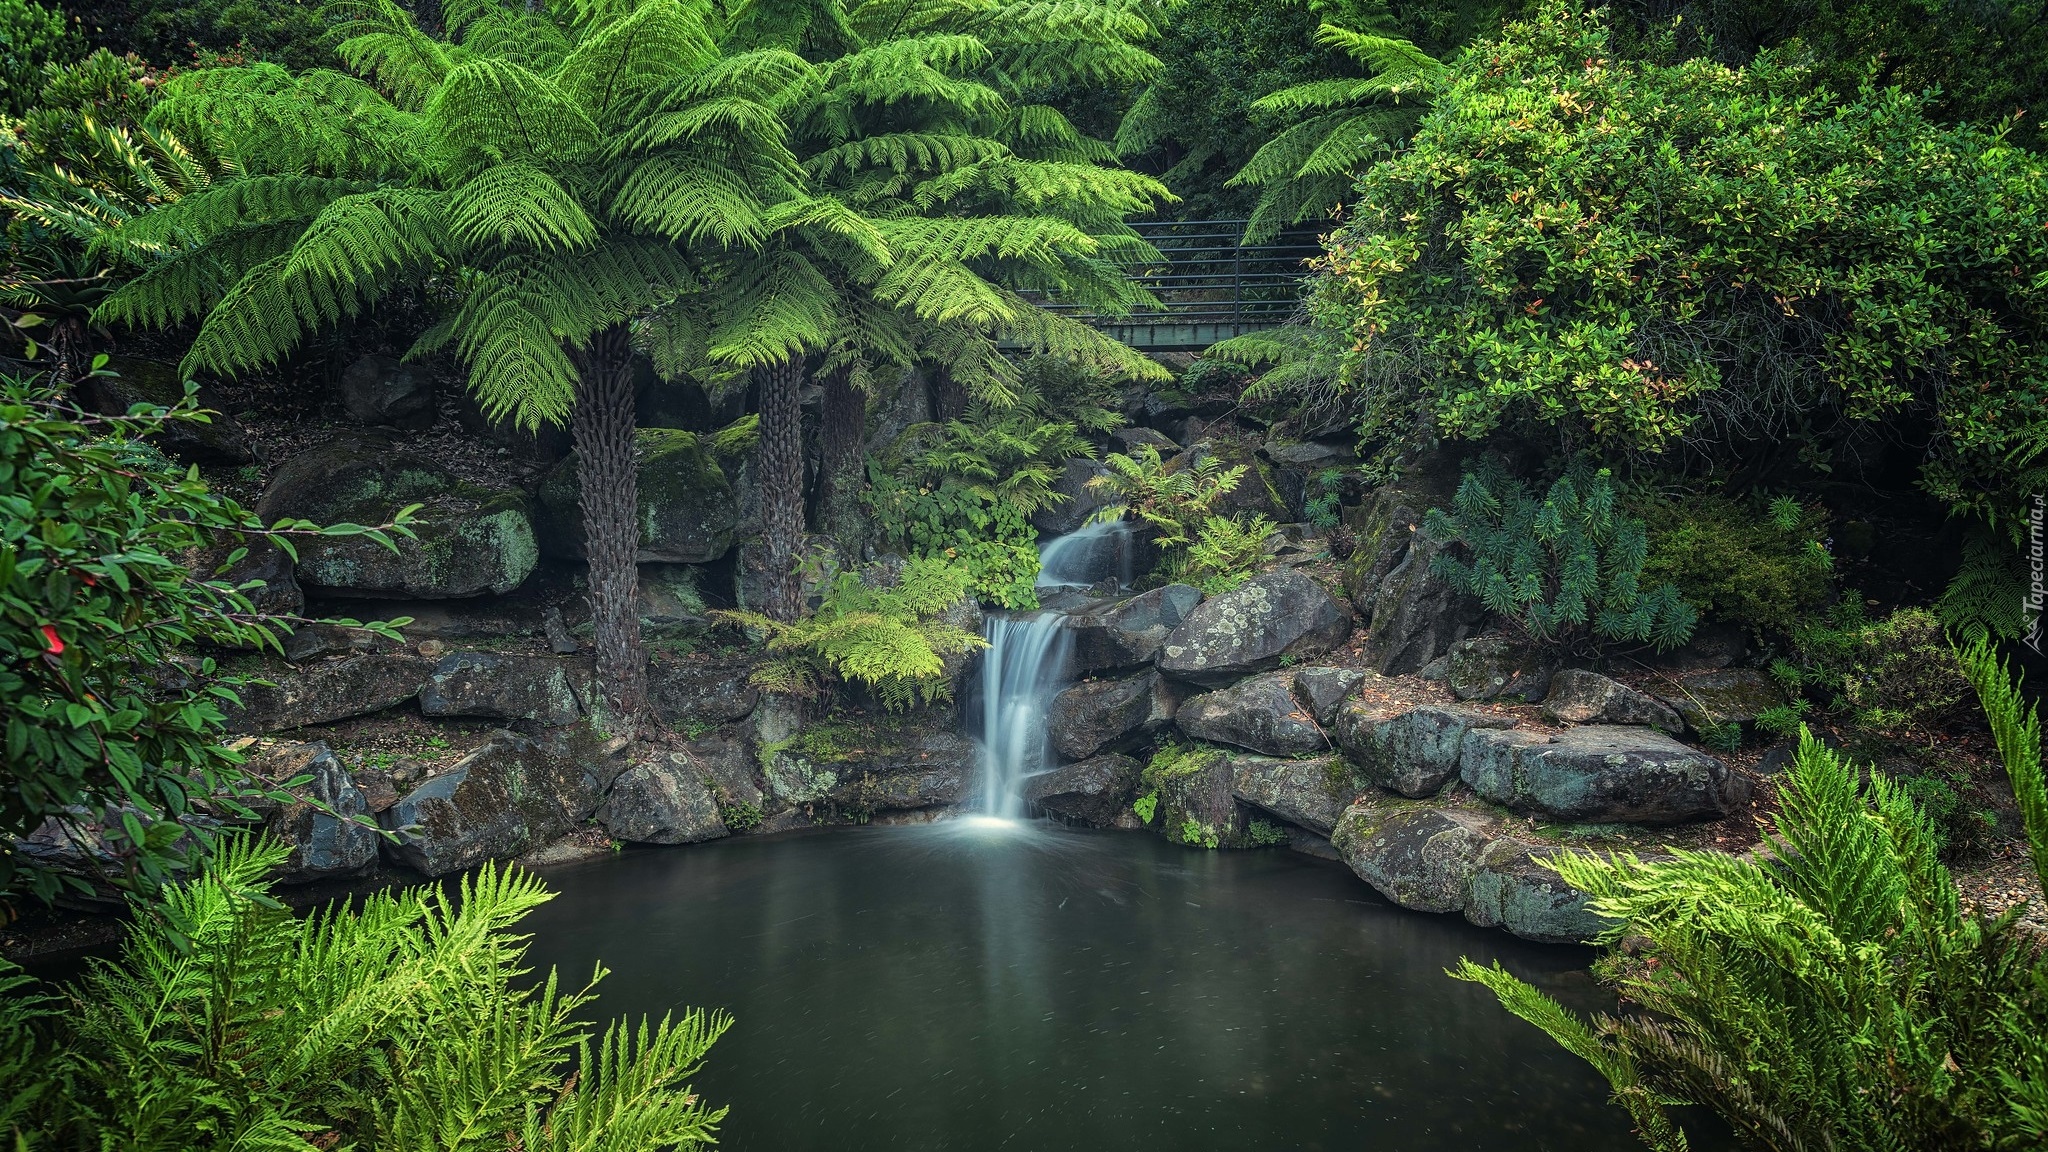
[1636,492,1833,637]
[1090,444,1247,582]
[1310,1,2048,530]
[0,0,75,117]
[1454,635,2048,1150]
[1786,604,1973,737]
[1172,513,1276,593]
[720,556,985,712]
[1938,530,2029,643]
[1425,458,1696,651]
[0,836,730,1149]
[0,370,410,904]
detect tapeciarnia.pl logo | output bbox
[2028,495,2045,654]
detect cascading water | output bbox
[1034,518,1135,590]
[975,613,1072,818]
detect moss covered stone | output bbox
[536,428,738,563]
[256,438,537,598]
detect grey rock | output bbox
[282,623,399,663]
[1031,458,1112,535]
[1263,439,1355,467]
[827,731,977,813]
[1461,725,1732,824]
[1333,700,1517,798]
[1542,669,1682,733]
[1150,746,1246,848]
[226,653,432,732]
[1110,426,1177,454]
[1291,665,1367,724]
[543,606,579,654]
[674,731,764,812]
[1175,671,1328,756]
[1184,439,1289,523]
[1022,754,1140,827]
[636,563,707,637]
[1229,753,1358,835]
[418,651,595,727]
[217,540,302,621]
[85,357,252,464]
[380,730,588,875]
[733,535,840,616]
[1445,636,1561,703]
[257,439,537,599]
[536,428,738,564]
[352,767,400,813]
[249,743,379,883]
[1463,839,1612,944]
[1156,569,1350,687]
[1048,669,1180,760]
[599,754,729,844]
[1331,799,1502,914]
[649,661,760,726]
[1064,584,1204,674]
[1359,529,1480,674]
[1660,668,1783,734]
[340,354,434,430]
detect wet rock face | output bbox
[1444,636,1560,703]
[1031,458,1113,536]
[1150,746,1246,848]
[225,653,433,732]
[1358,530,1480,675]
[1542,669,1682,733]
[1022,755,1140,827]
[1290,666,1367,725]
[536,428,739,564]
[757,708,976,816]
[1333,701,1517,798]
[825,731,977,815]
[1463,839,1612,945]
[1228,753,1358,835]
[1048,669,1180,760]
[1461,725,1732,824]
[1659,668,1783,735]
[250,742,380,883]
[257,439,537,599]
[599,754,728,844]
[340,353,434,430]
[649,660,760,727]
[1175,671,1328,757]
[418,651,596,727]
[1063,584,1204,675]
[1331,800,1499,914]
[380,730,589,876]
[1155,569,1350,687]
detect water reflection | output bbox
[521,824,1660,1152]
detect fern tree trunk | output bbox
[572,326,648,726]
[757,356,808,623]
[813,366,867,550]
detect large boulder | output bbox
[759,714,975,814]
[637,564,709,635]
[1290,666,1367,725]
[380,730,589,875]
[1047,669,1180,760]
[1175,671,1328,756]
[1062,584,1203,674]
[212,540,303,621]
[1155,569,1349,687]
[1148,745,1246,848]
[1461,725,1732,824]
[1445,636,1560,703]
[1022,754,1140,827]
[673,731,765,815]
[1358,529,1481,675]
[417,651,596,728]
[651,660,762,728]
[536,428,739,564]
[1463,839,1613,944]
[250,742,380,883]
[257,439,537,599]
[340,354,434,430]
[85,357,252,464]
[1659,668,1783,735]
[1330,799,1501,914]
[1228,753,1358,835]
[827,732,977,815]
[1333,700,1516,798]
[599,753,729,844]
[1542,669,1682,733]
[1031,458,1112,535]
[226,653,433,732]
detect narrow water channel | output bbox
[522,821,1649,1151]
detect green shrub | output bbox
[1787,604,1973,737]
[1171,513,1276,593]
[0,837,729,1149]
[0,370,410,905]
[1454,635,2048,1150]
[1177,356,1251,396]
[1090,444,1248,583]
[718,556,985,712]
[0,0,75,117]
[1637,491,1833,636]
[1425,457,1696,651]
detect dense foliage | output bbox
[0,837,729,1150]
[1311,2,2048,531]
[1456,636,2048,1150]
[0,370,408,905]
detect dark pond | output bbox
[522,819,1648,1152]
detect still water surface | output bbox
[522,821,1648,1151]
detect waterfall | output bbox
[1035,518,1135,590]
[976,612,1071,818]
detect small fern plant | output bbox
[718,555,987,711]
[1171,513,1277,593]
[1089,444,1246,578]
[1426,457,1696,651]
[0,835,730,1150]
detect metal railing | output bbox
[1028,219,1324,351]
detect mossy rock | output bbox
[256,437,537,599]
[85,356,253,464]
[536,428,738,564]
